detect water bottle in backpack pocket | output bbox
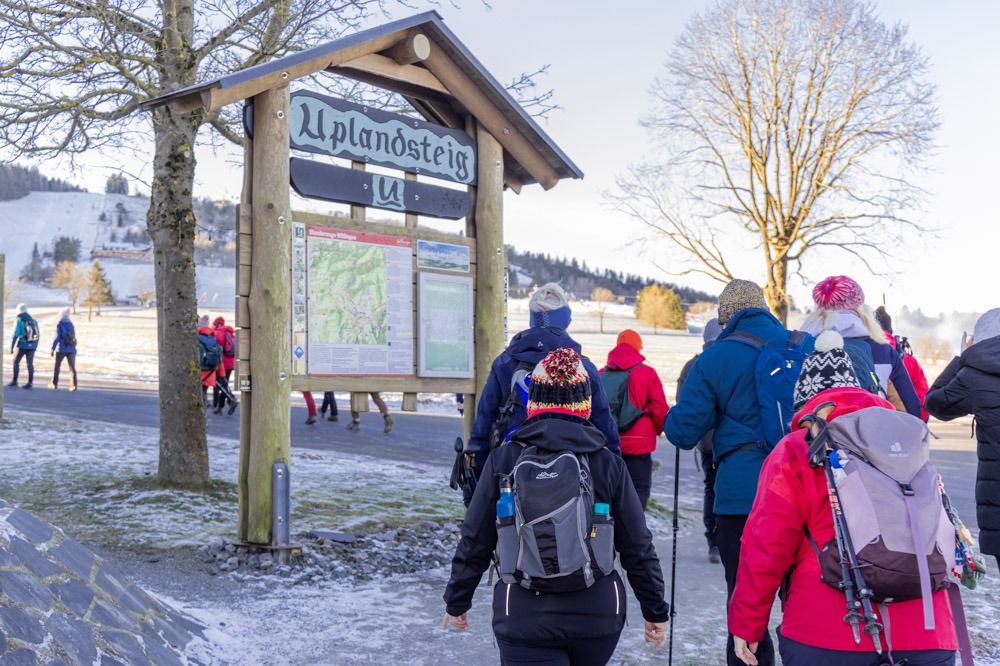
[590,502,615,575]
[496,475,518,577]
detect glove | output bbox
[961,553,988,590]
[51,350,55,357]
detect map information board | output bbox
[306,227,413,375]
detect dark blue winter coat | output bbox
[663,308,814,515]
[10,312,38,351]
[444,413,669,641]
[52,319,76,354]
[466,326,620,475]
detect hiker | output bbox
[8,303,39,389]
[455,393,464,416]
[875,306,930,422]
[212,317,237,414]
[731,332,960,666]
[464,283,620,506]
[676,317,723,563]
[346,392,393,433]
[303,392,318,425]
[926,308,1000,571]
[799,276,921,418]
[49,307,78,391]
[197,315,222,407]
[664,278,814,666]
[442,348,670,663]
[320,391,339,422]
[600,329,669,510]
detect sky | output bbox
[22,0,996,317]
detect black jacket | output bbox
[443,412,669,641]
[925,336,1000,557]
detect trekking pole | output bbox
[668,445,680,666]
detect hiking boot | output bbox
[346,420,360,432]
[383,414,394,434]
[327,414,338,422]
[69,385,77,392]
[22,383,32,390]
[213,406,223,415]
[7,381,17,388]
[228,400,238,415]
[305,415,316,425]
[709,546,721,564]
[48,382,57,390]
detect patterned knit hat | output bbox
[812,276,865,310]
[526,348,592,419]
[718,279,768,326]
[617,329,642,352]
[793,331,860,410]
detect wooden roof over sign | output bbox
[141,11,583,191]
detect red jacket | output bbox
[601,344,669,456]
[885,331,929,421]
[729,387,957,653]
[214,323,237,371]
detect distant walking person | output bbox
[346,392,393,433]
[212,316,237,414]
[9,303,40,389]
[320,391,339,422]
[303,392,318,425]
[197,315,223,407]
[600,329,669,510]
[676,317,723,563]
[49,307,78,391]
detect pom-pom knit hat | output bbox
[526,348,592,420]
[793,330,860,410]
[718,279,768,326]
[812,276,865,311]
[617,329,643,352]
[213,316,226,327]
[198,315,210,328]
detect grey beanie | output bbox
[16,303,27,314]
[718,279,768,326]
[973,308,1000,344]
[703,318,722,344]
[198,314,210,327]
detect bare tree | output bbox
[50,262,87,314]
[591,287,615,334]
[611,0,938,324]
[0,1,553,485]
[131,272,157,308]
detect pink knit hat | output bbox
[812,276,865,310]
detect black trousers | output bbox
[778,628,955,665]
[622,453,652,510]
[12,348,35,384]
[213,369,233,408]
[320,391,338,416]
[496,633,621,666]
[53,351,77,388]
[716,514,775,666]
[700,447,718,548]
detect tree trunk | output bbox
[148,105,209,485]
[764,257,790,326]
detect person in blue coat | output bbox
[464,283,620,505]
[663,279,813,666]
[50,307,78,391]
[8,303,40,389]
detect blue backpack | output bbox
[843,337,882,396]
[199,333,221,371]
[720,330,811,454]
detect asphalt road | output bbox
[1,380,983,532]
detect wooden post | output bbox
[473,123,505,426]
[237,135,253,541]
[0,253,4,421]
[245,85,292,545]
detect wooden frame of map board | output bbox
[417,272,474,378]
[289,211,477,394]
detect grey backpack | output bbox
[501,446,608,593]
[814,408,955,628]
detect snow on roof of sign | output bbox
[142,11,582,190]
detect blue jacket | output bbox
[10,312,38,352]
[52,319,77,354]
[663,308,813,515]
[467,326,620,474]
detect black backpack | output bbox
[63,324,77,349]
[24,318,40,343]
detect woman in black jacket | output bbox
[925,308,1000,568]
[442,348,669,665]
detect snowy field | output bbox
[2,293,995,665]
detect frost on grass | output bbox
[0,413,462,550]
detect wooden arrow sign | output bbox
[289,158,472,220]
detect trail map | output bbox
[306,227,413,375]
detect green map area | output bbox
[309,241,388,345]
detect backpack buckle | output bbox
[899,483,915,497]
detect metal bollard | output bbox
[272,463,291,562]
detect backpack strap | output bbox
[719,331,765,350]
[947,583,976,666]
[900,482,935,630]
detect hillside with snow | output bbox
[0,191,235,307]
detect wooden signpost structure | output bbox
[144,12,581,547]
